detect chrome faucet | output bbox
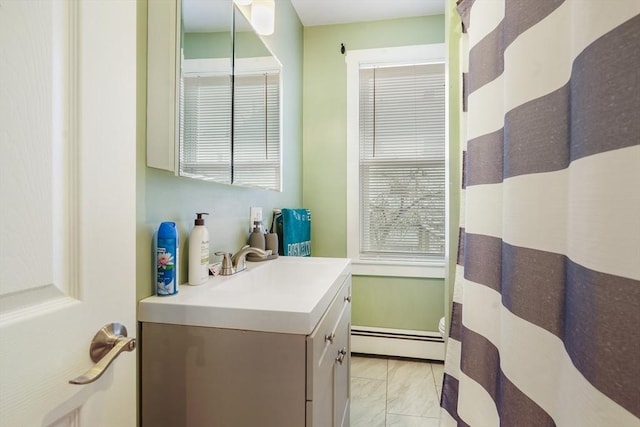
[215,245,268,276]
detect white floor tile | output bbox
[351,355,388,380]
[351,356,443,425]
[431,362,444,388]
[386,359,441,418]
[386,414,441,427]
[351,377,387,427]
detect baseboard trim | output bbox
[351,326,444,361]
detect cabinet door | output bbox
[333,296,351,427]
[142,323,306,427]
[306,277,352,426]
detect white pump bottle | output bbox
[188,212,210,285]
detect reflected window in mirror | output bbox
[180,62,232,183]
[158,0,283,190]
[232,5,282,191]
[179,0,233,183]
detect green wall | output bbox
[184,32,231,59]
[137,2,462,334]
[137,0,303,301]
[184,31,271,60]
[352,276,445,331]
[302,16,448,332]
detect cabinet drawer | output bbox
[306,275,351,401]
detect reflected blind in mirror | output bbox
[233,71,280,190]
[359,63,445,259]
[180,74,232,183]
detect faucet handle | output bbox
[232,246,268,273]
[214,252,234,276]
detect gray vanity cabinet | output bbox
[306,277,352,426]
[141,275,351,427]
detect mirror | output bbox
[179,0,233,183]
[232,5,282,190]
[175,0,282,190]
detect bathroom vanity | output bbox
[139,257,351,427]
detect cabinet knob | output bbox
[344,295,352,303]
[336,347,347,365]
[325,332,336,344]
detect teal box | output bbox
[276,209,311,257]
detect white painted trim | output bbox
[345,44,447,275]
[54,0,80,300]
[234,56,281,75]
[184,56,280,76]
[353,325,443,338]
[352,261,445,278]
[182,57,231,75]
[351,325,445,361]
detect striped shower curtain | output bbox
[441,1,640,426]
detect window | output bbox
[346,45,446,278]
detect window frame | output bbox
[346,44,447,278]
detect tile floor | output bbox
[350,354,444,427]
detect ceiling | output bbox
[290,0,445,26]
[182,0,446,33]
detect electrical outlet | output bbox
[250,207,263,229]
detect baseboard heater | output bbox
[351,326,444,361]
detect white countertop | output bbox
[138,256,351,335]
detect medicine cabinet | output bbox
[147,0,282,191]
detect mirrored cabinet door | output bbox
[232,5,282,190]
[179,0,233,183]
[146,0,282,191]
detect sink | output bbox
[138,256,351,334]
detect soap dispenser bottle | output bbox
[249,220,266,250]
[188,212,210,285]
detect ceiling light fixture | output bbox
[251,0,275,36]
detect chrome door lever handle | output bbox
[69,322,136,385]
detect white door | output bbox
[0,1,137,426]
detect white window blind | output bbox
[179,74,232,183]
[233,71,281,190]
[359,63,445,260]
